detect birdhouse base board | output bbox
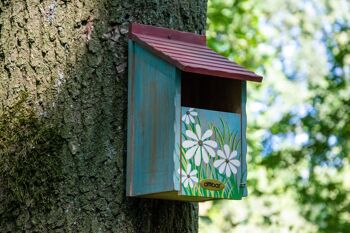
[137,191,213,202]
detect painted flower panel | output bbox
[180,107,244,200]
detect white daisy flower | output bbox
[213,144,240,177]
[182,124,217,166]
[182,108,198,124]
[178,164,198,188]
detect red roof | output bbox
[129,23,263,82]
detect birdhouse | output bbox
[126,23,262,201]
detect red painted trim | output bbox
[129,23,206,45]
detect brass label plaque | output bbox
[200,179,225,191]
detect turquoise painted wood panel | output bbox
[173,69,181,192]
[127,41,179,196]
[179,107,244,200]
[241,81,248,197]
[126,40,134,196]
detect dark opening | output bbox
[181,72,242,113]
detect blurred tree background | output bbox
[200,0,350,232]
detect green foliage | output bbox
[207,0,267,69]
[201,0,350,232]
[0,92,64,218]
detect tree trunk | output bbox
[0,0,207,232]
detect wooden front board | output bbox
[178,107,245,200]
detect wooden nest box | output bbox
[127,23,262,201]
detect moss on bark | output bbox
[0,91,64,220]
[0,0,207,232]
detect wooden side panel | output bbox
[126,40,135,196]
[173,69,181,192]
[241,81,248,197]
[127,42,179,196]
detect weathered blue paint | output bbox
[173,69,181,192]
[126,40,135,196]
[127,42,179,196]
[241,81,248,197]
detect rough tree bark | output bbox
[0,0,207,232]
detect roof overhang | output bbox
[129,23,263,82]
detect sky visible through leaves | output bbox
[200,0,350,232]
